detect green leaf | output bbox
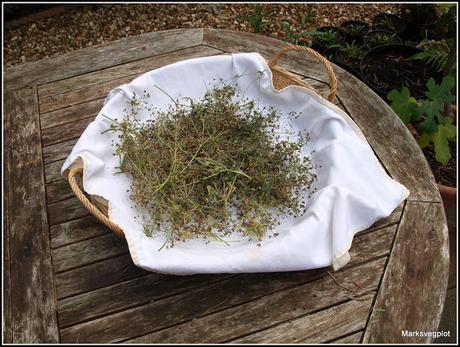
[425,76,456,104]
[418,132,432,148]
[387,87,419,124]
[432,118,457,165]
[411,42,449,72]
[418,99,444,133]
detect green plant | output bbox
[368,32,396,46]
[309,28,343,49]
[317,29,339,44]
[103,83,317,248]
[388,75,456,165]
[283,11,317,46]
[340,41,366,60]
[238,4,269,33]
[349,24,366,35]
[411,39,452,72]
[377,16,397,32]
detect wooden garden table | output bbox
[4,29,450,344]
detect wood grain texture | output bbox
[58,273,231,328]
[47,196,89,226]
[40,97,104,130]
[38,45,222,113]
[38,44,221,98]
[122,258,386,344]
[3,90,12,343]
[42,113,96,148]
[231,296,372,343]
[57,222,394,329]
[50,215,110,249]
[45,159,66,184]
[43,138,78,164]
[52,232,127,273]
[54,253,149,299]
[4,88,59,342]
[46,178,74,204]
[60,223,395,343]
[331,331,364,344]
[6,28,204,89]
[363,201,449,343]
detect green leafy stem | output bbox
[387,75,456,165]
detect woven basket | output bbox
[67,45,337,238]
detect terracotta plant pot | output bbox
[438,184,457,213]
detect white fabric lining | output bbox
[62,52,409,274]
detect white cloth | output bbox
[62,52,410,275]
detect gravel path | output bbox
[4,3,400,67]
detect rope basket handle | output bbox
[269,45,337,103]
[68,167,125,237]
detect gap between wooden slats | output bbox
[56,223,396,340]
[59,256,387,343]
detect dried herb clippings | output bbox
[103,82,318,250]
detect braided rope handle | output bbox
[269,45,337,103]
[68,167,125,237]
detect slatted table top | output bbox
[4,28,449,344]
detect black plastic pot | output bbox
[363,30,402,49]
[372,13,405,35]
[332,50,364,80]
[340,20,370,43]
[360,44,434,100]
[311,26,345,54]
[399,4,439,41]
[323,47,338,61]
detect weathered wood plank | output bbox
[331,331,364,344]
[59,224,395,343]
[45,159,66,183]
[3,89,12,343]
[48,202,400,306]
[47,196,90,226]
[42,115,95,148]
[54,253,149,299]
[52,231,127,273]
[6,28,204,89]
[203,29,440,202]
[58,273,232,328]
[43,138,78,164]
[363,201,449,343]
[4,88,59,342]
[40,97,104,130]
[365,202,403,233]
[117,258,385,344]
[38,45,223,113]
[49,199,399,281]
[50,215,110,249]
[46,178,74,204]
[40,75,136,115]
[203,29,330,84]
[38,44,221,98]
[231,296,372,343]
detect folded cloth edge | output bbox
[62,52,410,273]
